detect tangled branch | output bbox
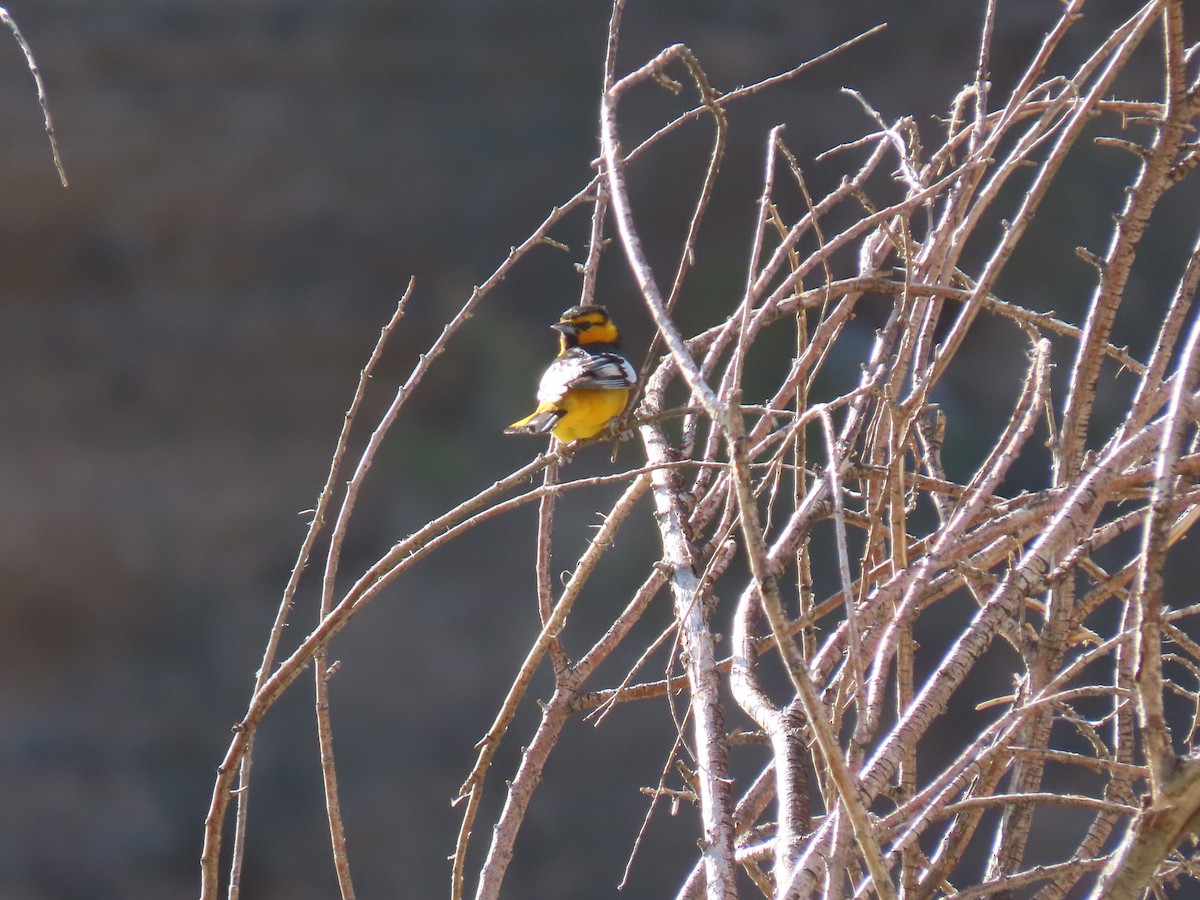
[199,2,1200,898]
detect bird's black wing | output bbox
[537,348,636,403]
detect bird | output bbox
[504,304,637,443]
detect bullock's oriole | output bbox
[504,305,636,443]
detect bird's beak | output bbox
[551,321,578,335]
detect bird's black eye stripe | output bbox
[576,321,593,330]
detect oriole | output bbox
[504,305,637,443]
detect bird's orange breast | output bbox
[549,388,630,442]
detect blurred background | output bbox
[0,1,1194,898]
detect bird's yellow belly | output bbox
[551,389,629,442]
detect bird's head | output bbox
[552,305,619,349]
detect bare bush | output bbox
[201,2,1200,898]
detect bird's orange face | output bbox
[552,306,619,351]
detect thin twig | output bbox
[0,7,68,186]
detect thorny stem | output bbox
[468,475,651,900]
[226,285,412,900]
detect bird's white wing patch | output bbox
[537,349,636,404]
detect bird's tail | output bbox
[504,407,563,435]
